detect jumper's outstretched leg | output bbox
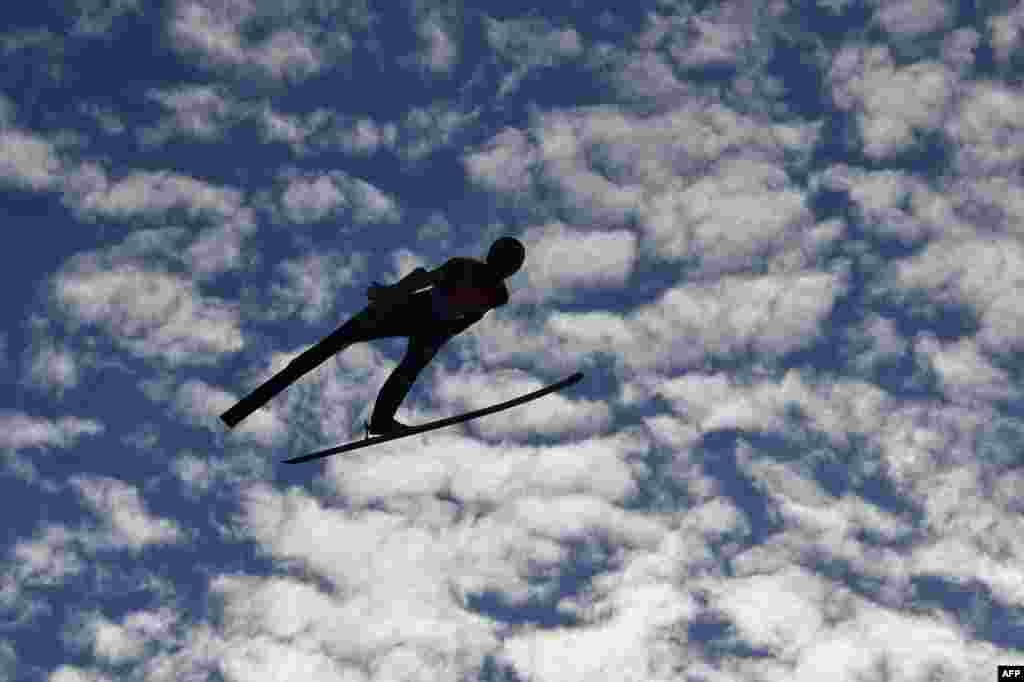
[220,317,366,428]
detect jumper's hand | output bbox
[367,282,406,309]
[366,282,387,302]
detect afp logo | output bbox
[1000,665,1024,678]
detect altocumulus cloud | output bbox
[3,1,1024,681]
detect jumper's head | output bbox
[486,237,526,279]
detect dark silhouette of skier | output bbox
[220,237,526,435]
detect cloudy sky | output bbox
[3,1,1023,680]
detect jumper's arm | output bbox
[389,266,442,295]
[368,265,446,309]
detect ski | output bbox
[283,372,583,464]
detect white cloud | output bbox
[958,176,1024,240]
[501,581,695,682]
[61,169,258,278]
[643,158,816,275]
[634,369,894,459]
[63,608,177,666]
[818,165,1024,245]
[357,117,399,153]
[218,438,674,679]
[876,0,952,37]
[988,2,1024,65]
[518,222,637,301]
[486,16,582,98]
[53,248,244,365]
[330,116,397,156]
[234,485,502,675]
[830,45,955,160]
[716,568,990,681]
[278,170,401,225]
[54,209,250,285]
[463,127,537,194]
[13,524,86,585]
[941,27,979,72]
[0,412,104,452]
[745,455,911,562]
[348,177,402,224]
[914,334,1017,405]
[474,266,846,381]
[185,212,256,278]
[887,236,1024,354]
[141,85,240,146]
[945,81,1024,176]
[818,165,939,246]
[582,376,1015,679]
[172,449,266,501]
[170,0,325,82]
[68,169,244,223]
[946,549,1024,617]
[70,475,183,550]
[259,106,397,157]
[409,7,457,75]
[397,102,478,163]
[0,574,51,632]
[877,402,987,494]
[664,6,752,71]
[0,411,103,487]
[848,314,908,375]
[466,103,819,256]
[910,466,1024,606]
[172,452,213,498]
[217,635,363,681]
[349,436,643,514]
[259,105,310,148]
[269,250,366,322]
[24,338,81,395]
[139,90,397,160]
[0,641,14,681]
[607,48,693,111]
[69,0,139,35]
[0,128,62,190]
[505,494,662,548]
[175,378,286,447]
[417,210,452,246]
[79,101,126,135]
[280,172,346,223]
[653,371,786,434]
[542,269,846,374]
[531,110,644,226]
[180,0,372,80]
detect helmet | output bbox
[486,237,525,278]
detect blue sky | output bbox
[2,1,1024,680]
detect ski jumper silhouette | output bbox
[220,237,526,435]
